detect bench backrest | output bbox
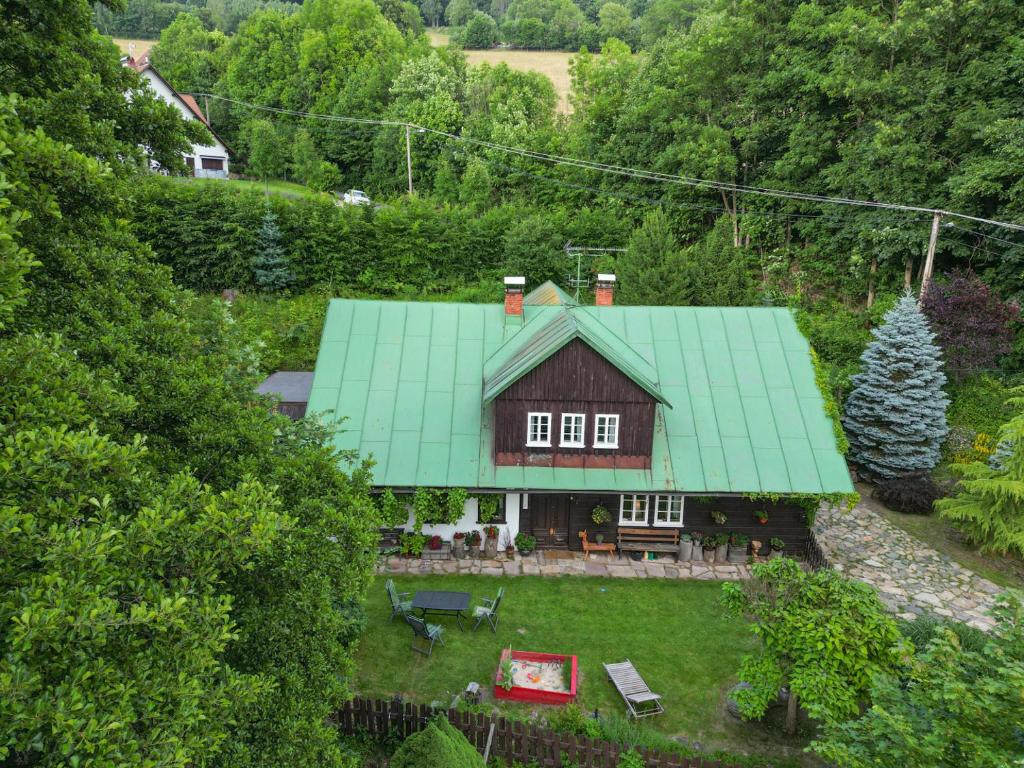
[617,527,680,543]
[491,587,505,615]
[404,614,430,638]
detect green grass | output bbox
[355,575,814,761]
[185,176,327,200]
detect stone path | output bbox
[814,502,1003,631]
[378,551,752,581]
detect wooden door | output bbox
[530,495,570,548]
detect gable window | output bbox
[560,413,586,447]
[619,494,648,524]
[653,495,684,527]
[526,412,551,447]
[594,414,620,448]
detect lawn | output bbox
[355,574,813,761]
[183,176,328,200]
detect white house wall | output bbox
[401,493,521,543]
[140,70,230,177]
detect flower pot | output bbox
[484,538,499,559]
[594,533,605,544]
[703,545,716,563]
[453,538,466,559]
[469,544,480,558]
[518,548,533,556]
[691,543,703,561]
[678,540,693,561]
[769,548,783,559]
[715,543,729,563]
[727,544,748,564]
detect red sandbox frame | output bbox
[494,648,578,705]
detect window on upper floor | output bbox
[526,412,551,447]
[594,414,620,448]
[560,413,585,448]
[619,493,648,524]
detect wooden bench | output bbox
[617,527,680,560]
[579,529,616,559]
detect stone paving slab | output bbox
[814,502,1001,631]
[377,552,752,581]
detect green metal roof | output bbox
[524,280,577,306]
[482,306,670,405]
[306,299,854,494]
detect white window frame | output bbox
[559,413,586,448]
[526,411,552,447]
[619,494,649,524]
[594,414,620,449]
[653,494,684,527]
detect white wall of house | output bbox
[402,493,522,544]
[140,69,230,178]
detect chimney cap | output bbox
[503,276,526,287]
[597,273,617,283]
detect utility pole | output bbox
[920,210,942,299]
[405,124,413,196]
[203,94,211,126]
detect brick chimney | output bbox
[504,276,525,319]
[595,273,616,306]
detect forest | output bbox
[4,0,1024,765]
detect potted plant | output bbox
[591,504,611,543]
[483,525,500,559]
[690,531,704,561]
[515,532,536,555]
[769,537,785,559]
[755,510,769,525]
[399,532,426,558]
[712,533,729,563]
[429,534,442,551]
[453,531,466,558]
[728,532,749,564]
[468,529,482,557]
[501,528,515,557]
[678,532,693,561]
[710,510,727,526]
[703,533,717,563]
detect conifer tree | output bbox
[617,208,691,305]
[252,203,292,291]
[842,291,948,479]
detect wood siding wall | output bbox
[494,340,656,467]
[520,493,810,556]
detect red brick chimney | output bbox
[504,276,525,318]
[595,273,616,306]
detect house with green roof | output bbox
[307,275,853,554]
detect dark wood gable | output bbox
[493,338,656,469]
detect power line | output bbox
[191,92,1024,233]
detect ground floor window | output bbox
[200,156,225,170]
[475,494,507,524]
[653,494,684,526]
[619,493,648,524]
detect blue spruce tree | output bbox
[252,204,292,291]
[842,291,949,479]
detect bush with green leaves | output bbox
[842,292,949,479]
[389,717,485,768]
[937,388,1024,556]
[873,472,944,515]
[813,593,1024,768]
[721,558,906,735]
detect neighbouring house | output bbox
[122,54,232,178]
[257,371,314,420]
[307,276,854,553]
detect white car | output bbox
[341,189,372,206]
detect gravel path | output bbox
[814,502,1003,630]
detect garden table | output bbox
[412,590,471,630]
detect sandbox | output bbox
[494,648,578,705]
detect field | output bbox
[428,29,576,113]
[112,37,155,59]
[356,574,816,764]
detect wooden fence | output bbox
[338,697,740,768]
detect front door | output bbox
[530,495,570,548]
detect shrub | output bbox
[897,614,987,655]
[546,703,600,738]
[873,473,944,515]
[390,717,485,768]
